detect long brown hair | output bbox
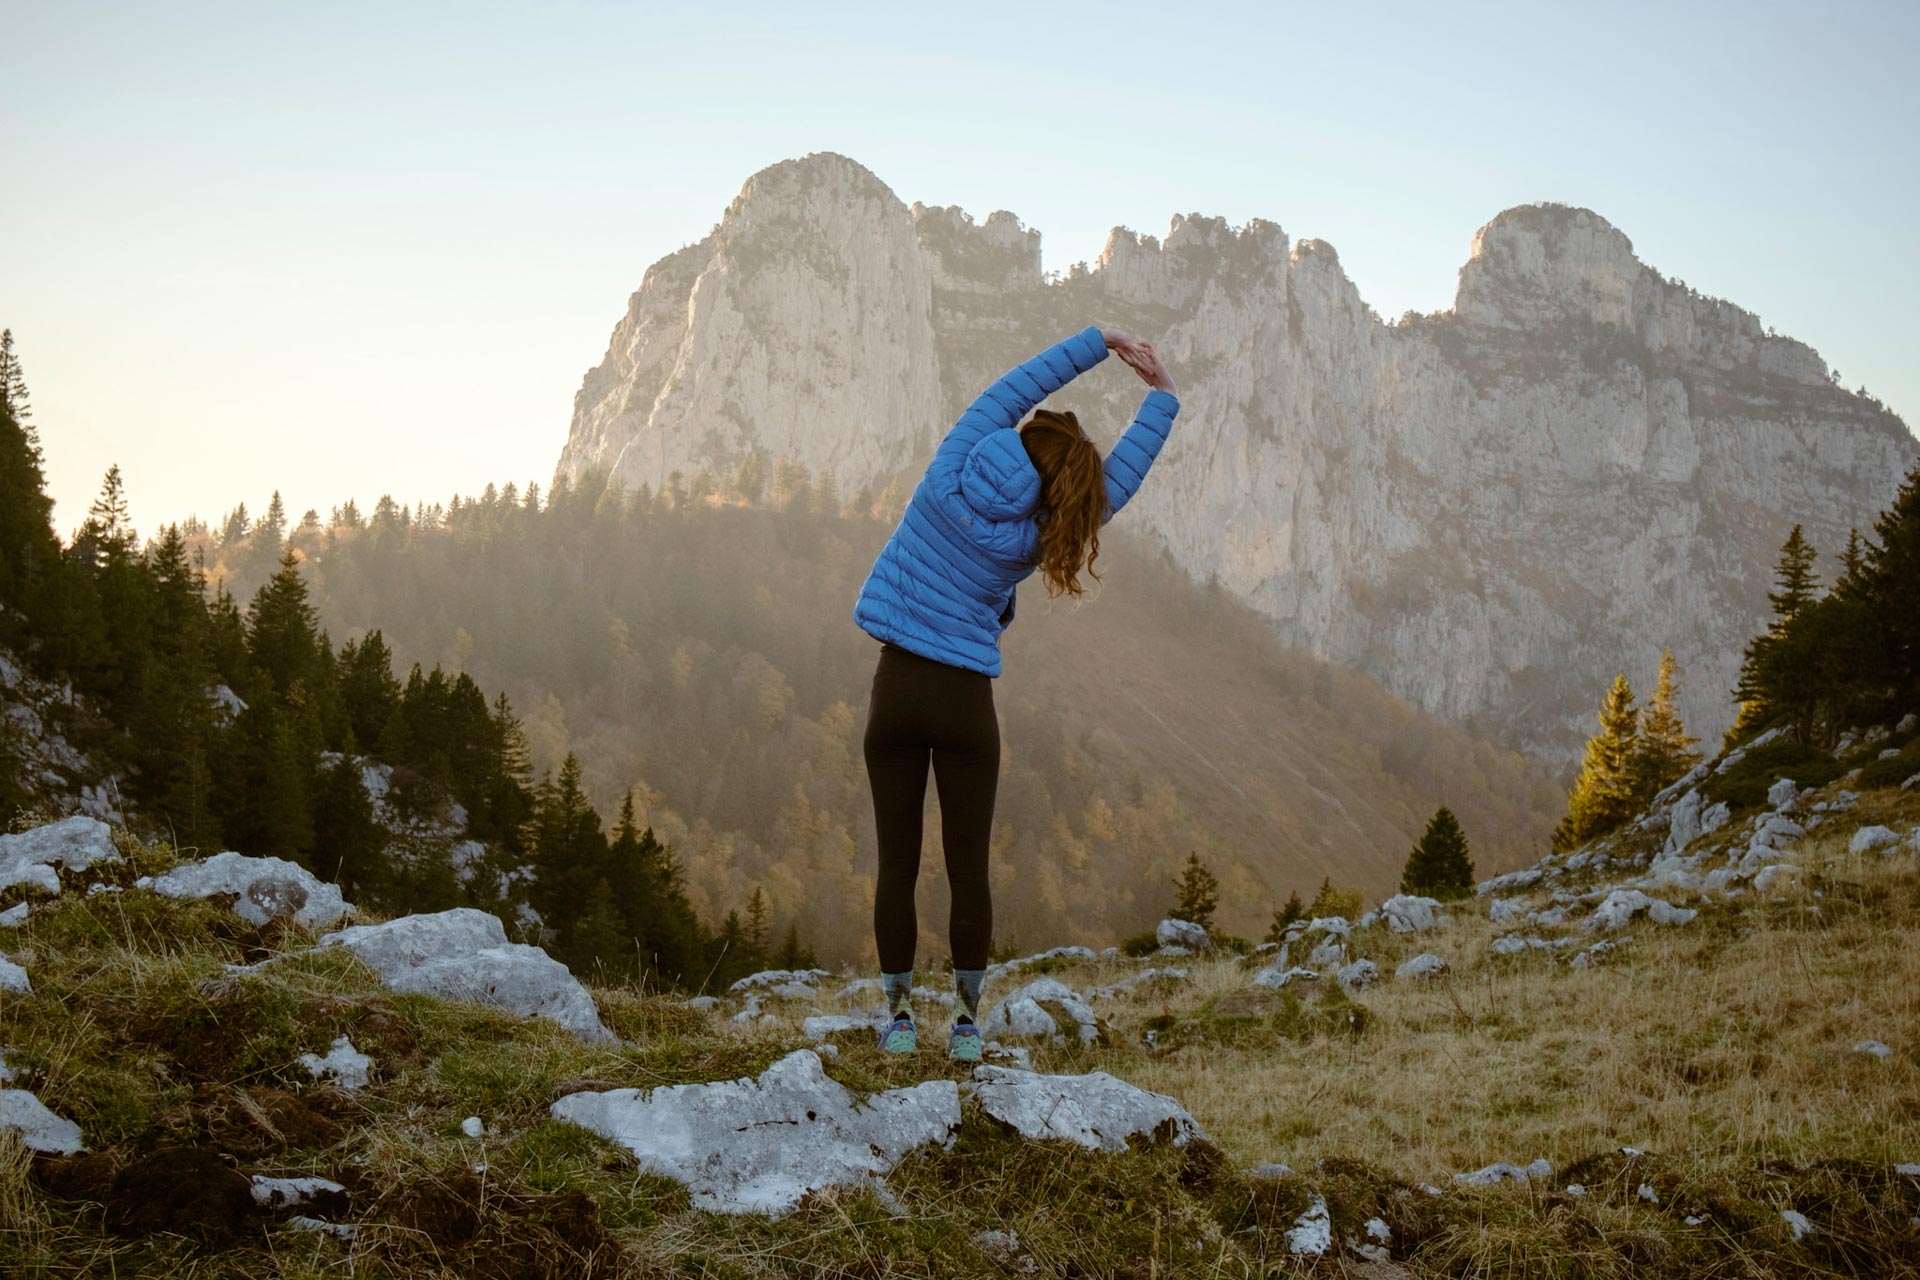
[1019,408,1108,598]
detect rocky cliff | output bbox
[556,153,1916,760]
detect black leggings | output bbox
[864,641,1001,973]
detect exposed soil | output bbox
[374,1168,633,1280]
[103,1145,257,1244]
[154,1082,347,1156]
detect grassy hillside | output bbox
[4,741,1915,1277]
[193,486,1562,958]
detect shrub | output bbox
[1702,738,1846,810]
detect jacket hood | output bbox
[959,430,1042,520]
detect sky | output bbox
[4,0,1916,540]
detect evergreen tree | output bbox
[1630,648,1701,801]
[1553,673,1641,851]
[1767,525,1820,620]
[247,550,321,700]
[1864,461,1920,705]
[1836,529,1872,600]
[74,464,136,568]
[744,885,771,968]
[708,909,749,992]
[1265,889,1305,942]
[1168,852,1220,928]
[570,878,627,977]
[258,490,288,560]
[338,630,401,750]
[773,922,816,971]
[314,752,381,898]
[0,385,59,639]
[1399,806,1475,901]
[0,329,33,431]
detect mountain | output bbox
[555,153,1916,760]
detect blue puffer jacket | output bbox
[852,325,1181,676]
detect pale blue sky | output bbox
[4,0,1915,539]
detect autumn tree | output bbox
[1553,673,1640,851]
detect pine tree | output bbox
[569,878,628,976]
[744,886,771,969]
[1836,529,1873,600]
[258,490,288,559]
[314,752,381,898]
[773,922,816,971]
[0,379,59,632]
[1864,461,1920,704]
[1265,889,1305,942]
[0,329,33,432]
[75,465,136,567]
[1168,852,1220,929]
[1767,525,1820,620]
[1399,806,1475,900]
[1553,674,1641,851]
[247,550,320,700]
[1630,648,1701,801]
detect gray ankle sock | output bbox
[881,970,913,1017]
[953,968,986,1022]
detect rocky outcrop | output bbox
[556,154,1914,757]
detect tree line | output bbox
[0,330,810,991]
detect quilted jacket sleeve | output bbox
[935,326,1110,467]
[1102,389,1180,522]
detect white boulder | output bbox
[1850,826,1900,854]
[298,1035,372,1089]
[1767,778,1800,812]
[0,955,29,994]
[971,1064,1205,1152]
[1664,790,1704,854]
[0,902,26,928]
[551,1049,959,1215]
[1853,1040,1893,1058]
[1306,937,1347,968]
[1476,867,1543,895]
[1395,952,1448,979]
[1489,934,1555,955]
[319,908,612,1042]
[1585,889,1697,932]
[1251,964,1319,989]
[1370,894,1443,933]
[144,851,351,928]
[250,1175,347,1209]
[0,1088,85,1153]
[0,815,119,895]
[1155,919,1211,951]
[1335,959,1379,990]
[1285,1194,1331,1256]
[976,977,1101,1045]
[1487,897,1525,925]
[729,968,831,994]
[1454,1157,1552,1186]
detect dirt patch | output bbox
[31,1149,119,1201]
[374,1168,633,1279]
[104,1145,257,1244]
[154,1082,347,1156]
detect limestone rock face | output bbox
[556,154,1914,757]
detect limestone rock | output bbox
[0,1088,85,1153]
[1155,919,1211,951]
[0,815,119,895]
[1395,952,1448,979]
[298,1035,371,1089]
[976,977,1102,1045]
[318,908,612,1042]
[0,954,28,994]
[144,851,351,929]
[1336,958,1379,990]
[551,1049,960,1215]
[1455,1157,1552,1186]
[1286,1194,1331,1256]
[1585,889,1697,931]
[1365,894,1443,933]
[1251,963,1319,989]
[1850,826,1900,854]
[971,1064,1206,1151]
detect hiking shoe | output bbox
[948,1020,983,1063]
[880,1015,917,1055]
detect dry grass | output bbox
[2,785,1918,1277]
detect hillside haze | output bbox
[555,153,1916,760]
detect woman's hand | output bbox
[1126,342,1177,396]
[1104,328,1176,394]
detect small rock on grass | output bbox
[0,954,29,994]
[0,1088,85,1153]
[1454,1157,1552,1186]
[1849,826,1900,854]
[971,1065,1206,1152]
[299,1036,371,1090]
[1853,1040,1893,1058]
[1285,1194,1331,1255]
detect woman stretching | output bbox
[851,324,1180,1060]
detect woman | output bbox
[851,324,1180,1060]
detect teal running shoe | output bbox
[880,1014,917,1055]
[948,1020,983,1063]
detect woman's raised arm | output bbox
[934,326,1112,465]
